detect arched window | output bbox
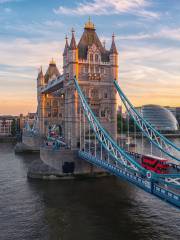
[52,100,58,107]
[91,89,98,98]
[104,92,108,98]
[53,108,58,117]
[90,54,93,62]
[101,110,106,117]
[95,54,99,62]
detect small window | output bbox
[101,110,106,117]
[52,100,58,107]
[53,110,58,117]
[95,54,99,62]
[46,101,51,107]
[104,92,108,98]
[90,54,93,62]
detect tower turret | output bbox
[63,36,69,74]
[37,66,45,135]
[69,29,77,50]
[69,28,78,79]
[110,33,118,80]
[37,66,44,88]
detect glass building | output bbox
[140,105,179,131]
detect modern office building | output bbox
[140,105,179,131]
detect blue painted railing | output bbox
[79,150,180,208]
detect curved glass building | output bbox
[141,105,179,131]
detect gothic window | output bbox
[90,66,94,73]
[91,89,98,98]
[90,54,93,62]
[101,67,104,74]
[52,109,58,117]
[95,54,99,62]
[101,110,106,117]
[59,113,62,118]
[104,92,108,98]
[52,100,58,107]
[47,111,51,118]
[46,101,51,107]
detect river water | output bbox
[0,142,179,240]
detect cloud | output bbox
[3,20,65,39]
[0,37,65,114]
[4,7,12,13]
[0,0,20,3]
[0,38,64,69]
[117,44,180,107]
[54,0,159,19]
[102,26,180,43]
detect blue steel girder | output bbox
[114,80,180,162]
[41,75,64,94]
[73,77,180,185]
[74,77,148,174]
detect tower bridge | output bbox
[37,19,117,148]
[28,19,180,207]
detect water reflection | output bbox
[0,142,179,240]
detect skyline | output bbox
[0,0,180,115]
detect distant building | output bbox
[164,106,176,117]
[0,116,15,136]
[175,107,180,126]
[140,105,179,131]
[19,112,36,130]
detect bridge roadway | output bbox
[79,150,180,208]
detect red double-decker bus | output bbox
[141,155,169,174]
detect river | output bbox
[0,142,179,240]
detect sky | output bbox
[0,0,180,115]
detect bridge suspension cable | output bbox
[114,80,180,162]
[74,77,180,188]
[73,77,146,173]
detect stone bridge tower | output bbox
[63,19,118,149]
[37,60,64,136]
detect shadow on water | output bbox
[0,143,179,240]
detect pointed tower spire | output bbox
[63,35,69,56]
[50,58,56,65]
[70,28,77,50]
[110,33,118,54]
[38,66,44,79]
[84,16,95,30]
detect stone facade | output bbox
[37,19,118,150]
